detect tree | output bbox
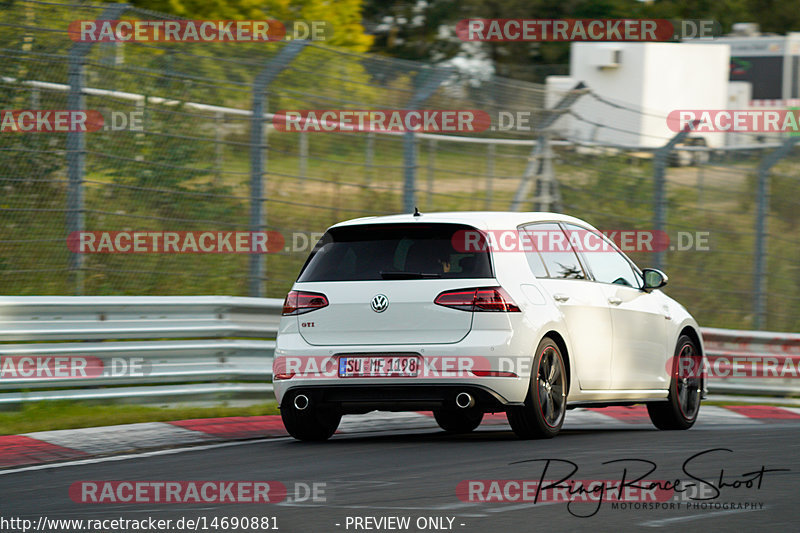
[129,0,372,52]
[364,0,642,82]
[364,0,800,83]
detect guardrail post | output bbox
[510,82,585,212]
[402,67,451,213]
[753,136,800,329]
[249,40,308,297]
[652,121,700,271]
[66,3,127,295]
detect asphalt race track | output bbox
[1,411,798,533]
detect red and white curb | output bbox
[1,405,798,469]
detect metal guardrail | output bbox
[702,327,800,397]
[0,296,281,403]
[0,297,797,403]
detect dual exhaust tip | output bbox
[293,394,310,411]
[455,392,475,409]
[292,391,475,410]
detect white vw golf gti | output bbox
[274,212,705,440]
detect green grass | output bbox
[3,0,800,332]
[703,399,800,408]
[0,400,279,435]
[5,139,800,332]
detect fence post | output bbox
[696,163,705,209]
[535,135,559,211]
[426,138,436,209]
[402,67,451,213]
[66,3,127,295]
[511,135,560,212]
[510,81,585,212]
[485,143,495,209]
[214,111,224,186]
[298,130,308,191]
[402,130,417,212]
[753,136,799,329]
[364,132,375,189]
[248,40,308,298]
[652,121,700,271]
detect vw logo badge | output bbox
[371,294,389,313]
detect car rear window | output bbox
[297,223,493,282]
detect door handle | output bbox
[608,297,622,305]
[553,293,570,303]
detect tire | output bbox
[280,394,341,441]
[433,408,484,433]
[507,337,567,439]
[647,335,702,430]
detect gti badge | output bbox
[371,294,389,313]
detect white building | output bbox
[691,31,800,106]
[548,42,730,147]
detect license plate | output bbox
[338,355,420,377]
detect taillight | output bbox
[434,287,520,312]
[282,290,329,315]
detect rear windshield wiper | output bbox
[380,271,442,279]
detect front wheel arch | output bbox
[678,326,703,357]
[677,325,705,392]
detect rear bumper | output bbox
[279,384,518,414]
[273,327,537,408]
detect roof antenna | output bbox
[413,206,422,217]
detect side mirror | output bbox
[642,268,668,290]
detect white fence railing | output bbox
[701,327,800,396]
[0,296,280,403]
[0,297,797,403]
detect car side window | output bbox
[519,228,548,277]
[562,224,639,287]
[522,223,586,279]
